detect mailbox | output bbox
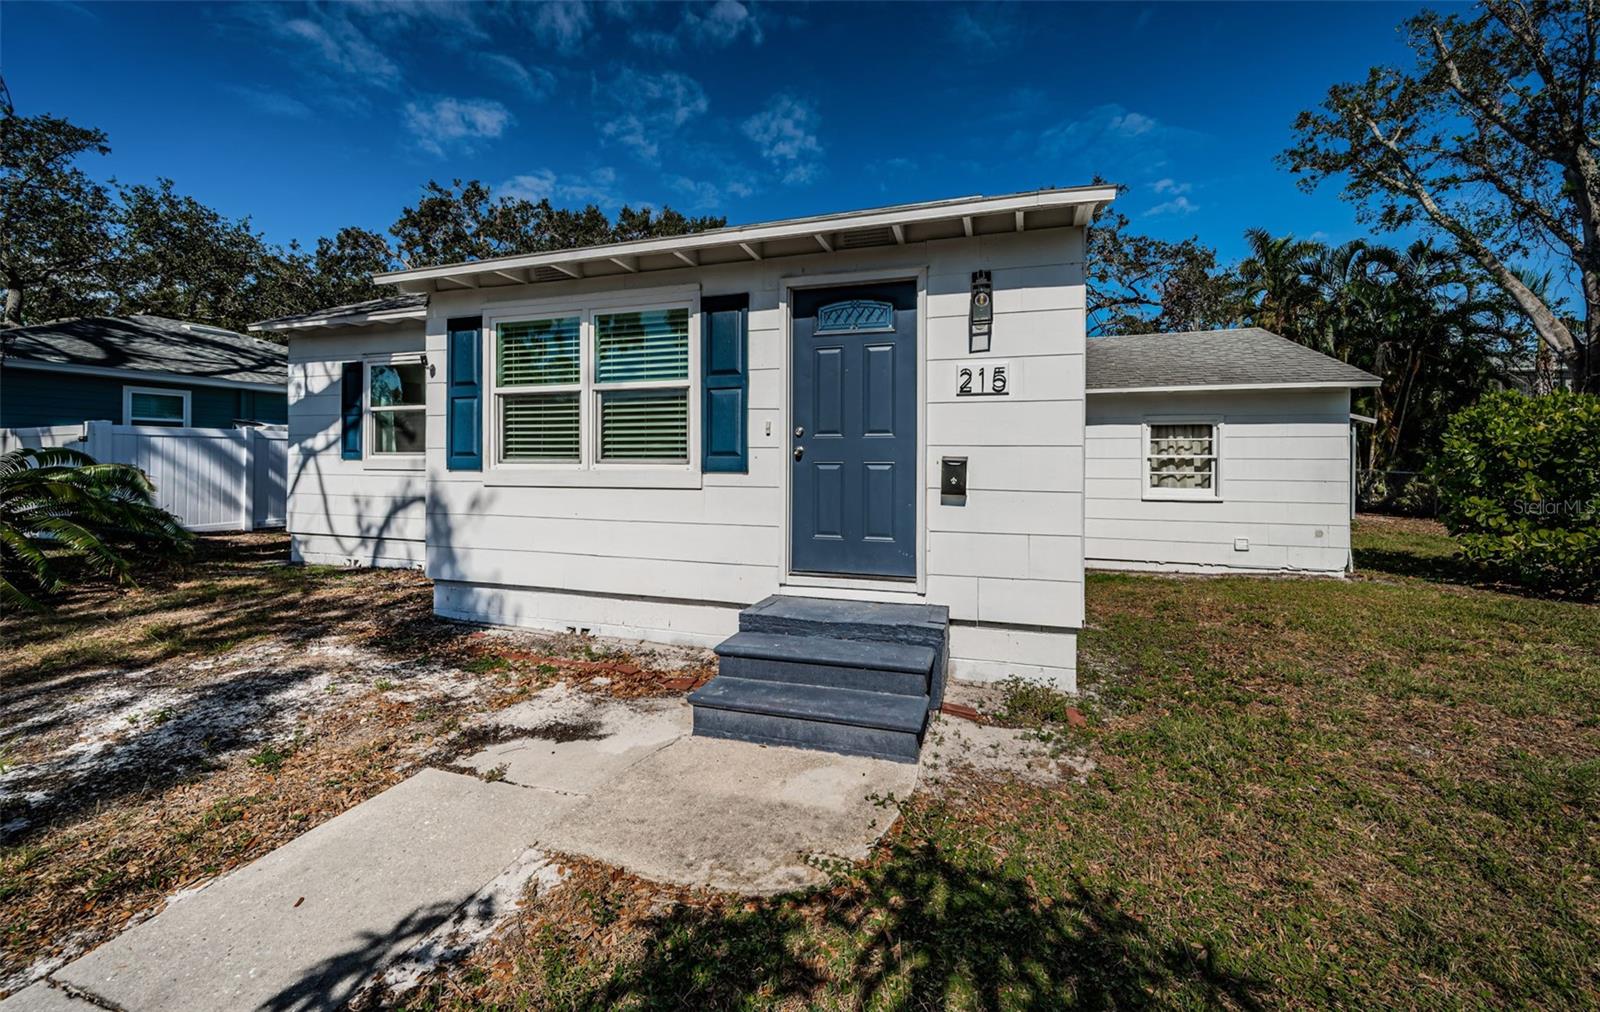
[941,456,968,506]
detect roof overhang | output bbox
[1087,380,1382,395]
[250,304,428,334]
[1,357,285,392]
[374,186,1118,295]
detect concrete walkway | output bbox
[2,686,922,1012]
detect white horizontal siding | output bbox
[948,623,1077,691]
[421,230,1087,640]
[285,325,428,569]
[434,581,739,648]
[1084,389,1353,574]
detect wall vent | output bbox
[835,227,898,250]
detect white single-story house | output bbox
[252,187,1377,761]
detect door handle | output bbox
[793,446,805,460]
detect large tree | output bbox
[389,178,726,269]
[0,107,117,328]
[1283,0,1599,391]
[1086,205,1237,335]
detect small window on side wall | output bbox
[1145,420,1219,500]
[369,360,426,456]
[124,386,190,427]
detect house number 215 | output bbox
[956,361,1010,397]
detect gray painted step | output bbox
[689,677,929,733]
[692,706,921,763]
[715,632,933,696]
[716,655,929,698]
[737,595,951,711]
[739,595,947,650]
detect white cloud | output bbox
[742,94,823,185]
[1110,110,1157,137]
[275,12,401,89]
[483,53,555,101]
[667,171,755,209]
[556,166,622,205]
[595,68,708,163]
[404,97,513,156]
[1037,104,1180,158]
[532,0,592,53]
[1152,178,1192,196]
[684,0,763,46]
[630,0,764,52]
[1145,195,1198,216]
[948,6,1020,53]
[499,170,559,203]
[629,27,680,52]
[499,167,624,208]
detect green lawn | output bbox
[405,516,1600,1009]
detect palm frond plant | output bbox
[1,446,192,611]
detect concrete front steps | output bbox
[688,595,949,762]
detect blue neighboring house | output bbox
[0,315,287,429]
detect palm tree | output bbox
[1301,239,1369,357]
[1236,228,1321,340]
[1,446,191,610]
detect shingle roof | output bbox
[2,315,285,386]
[250,293,428,332]
[1086,328,1379,392]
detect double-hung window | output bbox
[491,301,693,472]
[368,360,426,458]
[1144,420,1220,499]
[593,308,689,462]
[497,316,582,462]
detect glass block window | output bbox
[1147,422,1217,494]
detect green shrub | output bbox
[1,446,193,609]
[1435,390,1600,598]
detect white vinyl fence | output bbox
[2,420,287,532]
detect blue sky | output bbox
[8,1,1439,264]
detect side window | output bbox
[1145,421,1219,499]
[368,361,426,456]
[124,387,190,427]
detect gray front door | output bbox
[790,281,918,578]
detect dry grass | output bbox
[0,533,709,995]
[393,516,1598,1010]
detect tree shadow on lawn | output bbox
[0,536,487,845]
[574,839,1265,1010]
[1352,543,1485,587]
[0,661,338,844]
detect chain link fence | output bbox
[1357,469,1439,517]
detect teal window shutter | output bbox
[447,316,483,470]
[340,361,362,460]
[701,294,749,473]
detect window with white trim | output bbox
[492,303,692,468]
[497,315,581,462]
[368,360,426,456]
[124,386,190,426]
[1145,421,1219,498]
[594,307,689,462]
